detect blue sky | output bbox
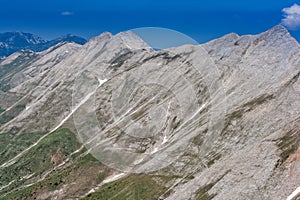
[1,0,300,43]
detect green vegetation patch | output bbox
[0,107,5,114]
[0,131,45,165]
[277,129,300,164]
[0,128,81,196]
[0,103,27,127]
[221,94,274,135]
[84,174,168,200]
[195,170,230,200]
[3,153,110,200]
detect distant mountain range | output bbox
[0,31,87,58]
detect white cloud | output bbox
[61,11,74,16]
[282,4,300,30]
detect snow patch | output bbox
[51,90,96,132]
[98,78,108,86]
[102,173,126,184]
[162,136,168,145]
[133,157,145,165]
[21,173,35,180]
[151,147,159,154]
[287,186,300,200]
[0,180,15,191]
[84,173,126,197]
[161,101,172,145]
[25,105,31,111]
[177,103,207,130]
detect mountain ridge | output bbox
[0,25,300,199]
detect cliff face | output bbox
[0,26,300,200]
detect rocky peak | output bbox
[89,32,113,44]
[39,41,82,56]
[86,31,151,52]
[83,32,113,52]
[265,25,290,38]
[114,31,151,50]
[253,25,299,48]
[204,25,300,61]
[211,32,240,44]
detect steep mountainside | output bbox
[0,31,87,59]
[0,25,300,200]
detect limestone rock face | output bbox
[0,25,300,199]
